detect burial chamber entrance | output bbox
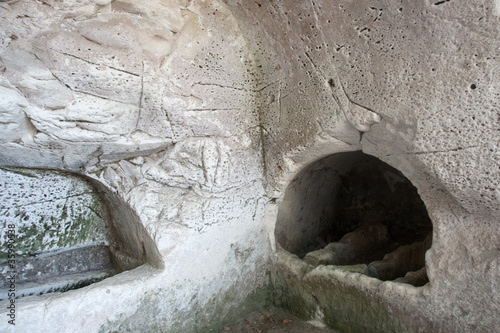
[0,167,161,300]
[276,151,433,286]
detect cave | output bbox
[276,151,433,286]
[0,0,498,331]
[0,167,161,300]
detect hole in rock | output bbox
[0,167,161,300]
[276,151,433,286]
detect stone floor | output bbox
[218,307,338,333]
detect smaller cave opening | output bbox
[0,167,161,300]
[275,151,433,286]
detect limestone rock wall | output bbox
[0,168,109,258]
[224,0,499,332]
[0,0,498,331]
[0,1,270,332]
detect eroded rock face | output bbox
[222,0,499,332]
[0,1,269,332]
[0,0,498,332]
[0,167,117,299]
[0,168,109,257]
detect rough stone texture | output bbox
[275,151,432,259]
[0,167,109,258]
[367,234,432,281]
[0,0,498,332]
[0,167,118,298]
[272,250,435,333]
[0,245,114,300]
[394,267,429,287]
[0,0,269,332]
[217,306,339,333]
[223,0,499,332]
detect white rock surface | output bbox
[224,0,499,332]
[0,0,498,332]
[0,0,268,332]
[0,168,109,256]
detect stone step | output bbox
[0,245,116,299]
[0,269,114,300]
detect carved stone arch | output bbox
[275,151,433,286]
[0,167,161,299]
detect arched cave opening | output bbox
[0,167,161,300]
[276,151,433,286]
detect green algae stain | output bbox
[0,167,109,260]
[98,274,271,333]
[271,263,419,333]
